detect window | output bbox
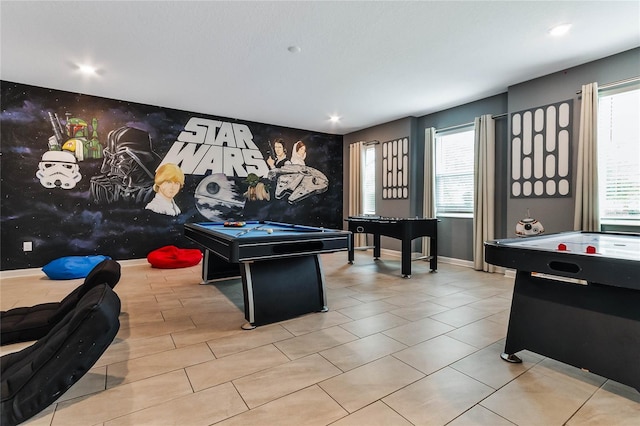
[598,83,640,224]
[434,126,475,215]
[362,145,376,215]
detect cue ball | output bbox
[266,228,273,234]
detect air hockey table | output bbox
[484,231,640,391]
[184,221,351,329]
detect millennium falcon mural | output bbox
[267,164,329,204]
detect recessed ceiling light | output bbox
[549,23,572,37]
[329,115,340,123]
[287,46,301,53]
[77,64,97,75]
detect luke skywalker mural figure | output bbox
[145,163,185,216]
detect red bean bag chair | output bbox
[147,245,202,269]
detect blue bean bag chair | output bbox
[42,255,111,280]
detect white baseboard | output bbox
[1,254,513,280]
[436,256,474,269]
[0,267,44,279]
[0,258,149,280]
[378,249,475,269]
[503,268,517,278]
[379,249,514,275]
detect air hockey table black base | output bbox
[502,271,640,392]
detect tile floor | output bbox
[1,250,639,425]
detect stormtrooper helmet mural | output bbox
[36,150,82,189]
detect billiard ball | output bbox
[266,228,273,234]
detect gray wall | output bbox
[506,49,640,234]
[343,95,508,260]
[343,117,418,251]
[343,47,640,262]
[419,94,509,261]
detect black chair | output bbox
[1,283,121,426]
[1,259,121,345]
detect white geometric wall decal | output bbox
[382,137,409,199]
[510,100,572,198]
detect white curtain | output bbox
[574,82,600,232]
[422,128,436,257]
[473,115,495,272]
[349,141,366,247]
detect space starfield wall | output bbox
[0,81,344,271]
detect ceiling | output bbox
[1,1,639,135]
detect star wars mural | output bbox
[0,81,344,271]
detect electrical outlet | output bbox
[23,241,33,252]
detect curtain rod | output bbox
[435,113,507,133]
[576,76,640,94]
[436,122,474,133]
[363,140,379,146]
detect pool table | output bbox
[485,231,640,391]
[184,221,351,329]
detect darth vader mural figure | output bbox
[90,126,162,205]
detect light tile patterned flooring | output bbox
[1,251,639,425]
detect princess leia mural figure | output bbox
[290,140,307,165]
